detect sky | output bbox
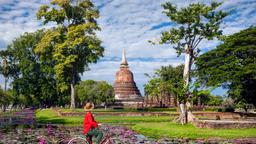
[0,0,255,96]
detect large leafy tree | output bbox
[0,50,13,111]
[95,81,115,109]
[144,78,162,104]
[196,26,256,106]
[192,90,223,106]
[144,65,184,107]
[1,30,58,107]
[35,0,104,108]
[155,2,227,124]
[0,88,14,111]
[75,80,114,107]
[76,80,97,105]
[0,51,10,91]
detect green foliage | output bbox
[222,97,235,112]
[144,65,185,103]
[75,80,114,106]
[192,90,223,106]
[0,88,14,107]
[132,122,256,139]
[159,2,227,56]
[0,30,58,107]
[207,95,223,106]
[196,26,256,105]
[35,0,103,108]
[155,2,227,118]
[95,81,115,105]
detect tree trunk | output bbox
[104,102,107,111]
[70,82,75,109]
[178,44,196,124]
[2,77,8,112]
[198,96,201,107]
[70,71,76,109]
[4,77,7,91]
[179,103,187,124]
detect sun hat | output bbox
[84,102,94,111]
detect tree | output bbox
[95,81,114,109]
[35,0,104,108]
[75,80,114,107]
[76,80,97,105]
[0,51,11,112]
[1,30,58,108]
[0,51,10,91]
[144,65,184,107]
[0,88,14,111]
[195,26,256,106]
[144,78,162,104]
[192,90,223,106]
[155,2,227,124]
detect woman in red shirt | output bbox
[83,102,103,144]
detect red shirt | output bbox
[83,111,98,134]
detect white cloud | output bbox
[0,0,255,95]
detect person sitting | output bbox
[83,102,103,144]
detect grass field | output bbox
[35,109,256,139]
[36,109,173,125]
[132,122,256,139]
[58,107,178,112]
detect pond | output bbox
[0,124,160,144]
[1,109,256,143]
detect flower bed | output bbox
[0,109,36,127]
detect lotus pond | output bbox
[1,109,256,143]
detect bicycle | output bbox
[68,128,122,144]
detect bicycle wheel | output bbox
[110,138,123,144]
[101,137,122,144]
[68,136,90,144]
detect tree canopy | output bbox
[196,26,256,105]
[0,30,59,107]
[35,0,104,108]
[75,80,114,106]
[156,1,227,124]
[144,65,184,103]
[159,2,227,56]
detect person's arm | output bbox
[87,112,98,128]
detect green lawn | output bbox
[132,122,256,139]
[36,109,256,139]
[36,109,173,125]
[58,107,177,112]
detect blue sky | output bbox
[0,0,255,96]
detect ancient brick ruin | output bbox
[113,49,143,108]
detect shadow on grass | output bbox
[37,116,78,124]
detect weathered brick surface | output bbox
[113,64,143,108]
[194,119,256,129]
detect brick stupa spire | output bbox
[114,49,142,104]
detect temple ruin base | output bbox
[112,98,144,108]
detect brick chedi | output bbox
[113,49,143,107]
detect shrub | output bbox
[224,106,235,112]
